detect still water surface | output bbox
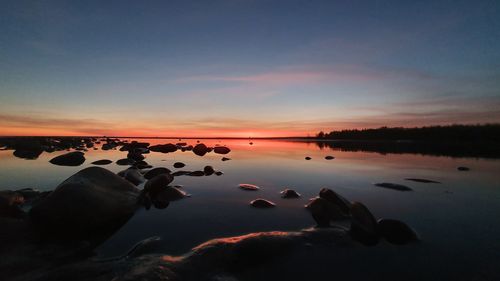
[1,139,499,276]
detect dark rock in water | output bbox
[144,174,174,195]
[127,151,145,161]
[319,188,351,216]
[49,152,86,166]
[203,165,215,175]
[0,191,25,218]
[374,182,412,191]
[239,184,260,191]
[215,171,224,176]
[189,170,205,177]
[250,198,276,208]
[280,188,301,198]
[377,219,419,245]
[221,157,231,161]
[457,166,470,171]
[116,158,135,166]
[156,186,187,201]
[118,168,145,186]
[173,162,185,168]
[305,156,311,160]
[325,156,335,160]
[91,159,112,165]
[29,167,139,242]
[213,146,231,154]
[149,143,177,153]
[176,142,187,146]
[172,170,191,177]
[305,197,346,227]
[349,202,379,246]
[144,167,171,180]
[193,143,209,156]
[405,178,441,184]
[13,149,43,160]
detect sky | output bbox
[1,0,499,137]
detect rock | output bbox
[203,166,215,175]
[349,202,379,246]
[405,178,441,183]
[172,170,191,177]
[144,174,174,195]
[305,197,346,227]
[213,146,231,154]
[118,168,145,186]
[173,162,185,168]
[319,188,350,216]
[374,182,412,191]
[49,152,86,166]
[149,144,177,153]
[280,188,301,198]
[193,143,208,156]
[155,186,187,201]
[221,157,231,161]
[188,171,205,177]
[325,156,335,160]
[13,149,43,160]
[0,191,25,218]
[116,158,135,166]
[29,167,139,242]
[127,151,145,161]
[305,156,311,160]
[144,167,171,180]
[91,159,113,165]
[457,166,470,171]
[215,171,223,176]
[250,199,276,208]
[377,219,419,245]
[239,184,260,191]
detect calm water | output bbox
[1,139,499,276]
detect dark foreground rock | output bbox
[49,152,86,166]
[377,219,419,245]
[91,159,113,165]
[280,188,301,198]
[250,198,276,208]
[29,167,140,241]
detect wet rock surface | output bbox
[49,152,86,166]
[250,198,276,208]
[280,188,301,198]
[239,184,260,191]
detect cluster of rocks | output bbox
[238,184,301,208]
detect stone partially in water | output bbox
[149,144,177,153]
[203,166,215,175]
[374,182,412,191]
[305,197,346,227]
[49,152,86,166]
[13,149,43,160]
[193,143,208,156]
[319,188,351,216]
[116,158,135,166]
[173,162,186,168]
[144,167,171,180]
[349,202,379,246]
[118,168,145,186]
[91,159,112,165]
[280,188,301,198]
[29,167,139,241]
[405,178,441,184]
[305,156,311,160]
[144,174,174,195]
[457,166,470,171]
[221,157,231,161]
[325,156,335,160]
[239,184,260,191]
[250,198,276,208]
[377,219,419,245]
[213,146,231,154]
[188,171,205,177]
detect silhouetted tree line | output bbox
[316,124,500,142]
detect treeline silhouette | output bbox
[316,124,500,142]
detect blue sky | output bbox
[1,0,499,136]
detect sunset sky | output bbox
[1,0,499,137]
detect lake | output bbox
[1,138,499,280]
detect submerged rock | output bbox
[91,159,113,165]
[49,151,86,166]
[349,202,379,246]
[377,219,419,245]
[280,188,301,198]
[250,198,276,208]
[239,184,260,191]
[29,167,139,241]
[405,178,441,184]
[457,166,470,171]
[374,182,412,191]
[144,167,171,180]
[213,146,231,154]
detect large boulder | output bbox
[193,143,208,156]
[29,167,140,241]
